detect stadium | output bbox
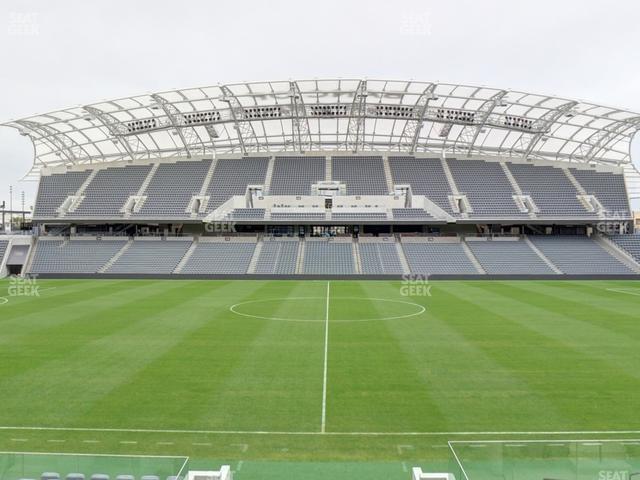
[1,77,640,480]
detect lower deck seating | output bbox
[180,242,256,274]
[529,235,633,274]
[0,240,8,264]
[106,240,191,274]
[303,241,355,274]
[255,241,299,274]
[359,243,404,274]
[466,239,555,274]
[609,234,640,263]
[30,239,127,274]
[23,234,640,277]
[401,242,479,275]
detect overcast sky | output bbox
[1,0,639,211]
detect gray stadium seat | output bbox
[69,165,152,217]
[570,168,630,216]
[331,156,387,195]
[466,239,555,274]
[359,243,404,274]
[180,242,256,274]
[388,157,455,214]
[205,158,269,212]
[507,163,592,217]
[135,160,212,217]
[609,234,640,263]
[303,241,355,274]
[448,159,526,217]
[402,242,479,275]
[30,239,127,274]
[255,241,299,274]
[270,156,325,195]
[33,170,91,217]
[107,240,192,274]
[529,235,633,274]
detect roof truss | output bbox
[3,79,638,175]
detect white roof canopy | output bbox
[4,79,640,175]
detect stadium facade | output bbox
[2,79,640,278]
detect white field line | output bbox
[321,281,330,433]
[0,450,187,461]
[606,288,640,297]
[449,438,640,444]
[2,427,640,437]
[448,441,471,480]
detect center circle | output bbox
[229,296,425,323]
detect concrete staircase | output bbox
[352,240,362,274]
[440,158,460,195]
[524,236,562,274]
[198,158,218,196]
[136,163,159,197]
[173,238,199,274]
[295,238,306,274]
[99,239,133,273]
[563,168,587,195]
[22,237,37,275]
[382,156,394,193]
[501,162,524,195]
[325,156,332,182]
[64,169,99,215]
[264,156,275,194]
[594,235,640,273]
[246,238,264,274]
[0,238,13,277]
[461,239,486,274]
[395,239,411,275]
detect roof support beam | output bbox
[460,91,508,156]
[15,120,85,164]
[345,80,367,152]
[150,94,202,158]
[220,85,259,155]
[289,81,311,152]
[83,106,137,160]
[518,101,577,159]
[577,117,640,162]
[398,83,437,153]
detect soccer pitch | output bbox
[1,279,640,478]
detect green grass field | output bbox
[1,278,640,479]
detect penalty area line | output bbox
[2,426,640,437]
